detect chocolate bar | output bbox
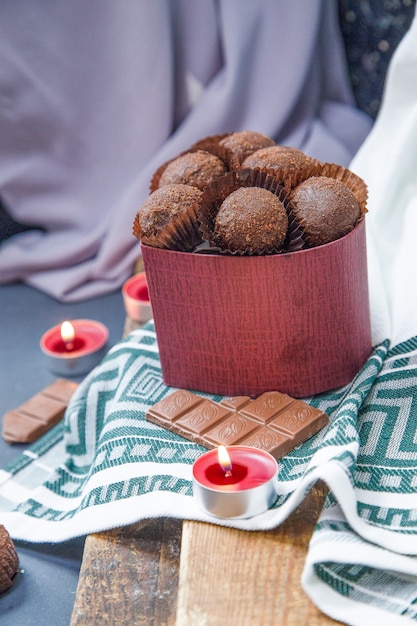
[2,378,78,444]
[146,390,329,459]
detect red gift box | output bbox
[141,218,372,398]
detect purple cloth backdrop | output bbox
[0,0,372,302]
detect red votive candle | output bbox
[192,446,278,519]
[122,272,152,323]
[40,319,109,376]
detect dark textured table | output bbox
[0,282,126,625]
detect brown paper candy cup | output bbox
[141,217,372,398]
[286,163,368,249]
[132,194,202,252]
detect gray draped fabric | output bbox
[0,0,372,302]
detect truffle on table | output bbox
[133,184,203,251]
[213,186,289,254]
[290,176,361,246]
[0,525,19,594]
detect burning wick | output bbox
[218,445,233,478]
[60,321,75,351]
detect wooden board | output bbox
[70,518,182,626]
[176,482,341,626]
[71,485,341,625]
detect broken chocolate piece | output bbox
[0,525,19,594]
[2,378,78,444]
[146,390,329,459]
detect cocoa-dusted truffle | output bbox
[219,130,276,166]
[0,525,19,594]
[157,150,227,191]
[242,145,317,171]
[290,176,361,247]
[213,186,288,254]
[133,184,203,251]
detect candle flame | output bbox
[61,321,75,344]
[218,445,232,477]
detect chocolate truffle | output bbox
[219,130,276,165]
[213,187,288,254]
[242,145,317,171]
[158,150,227,191]
[133,184,203,251]
[290,176,361,246]
[0,525,19,594]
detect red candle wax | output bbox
[122,272,153,324]
[50,336,86,353]
[41,320,108,358]
[204,462,248,486]
[193,446,277,493]
[127,280,149,302]
[123,273,150,302]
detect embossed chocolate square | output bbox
[2,378,78,444]
[146,389,329,459]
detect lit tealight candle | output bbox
[192,445,278,519]
[40,319,109,376]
